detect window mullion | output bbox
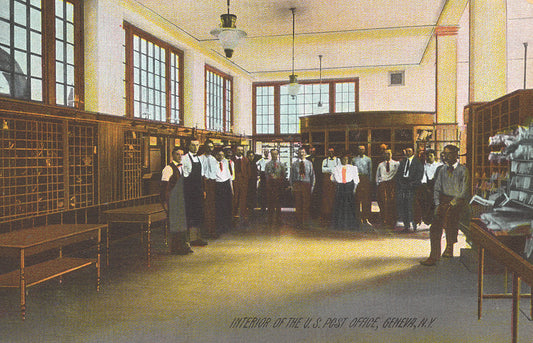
[165,48,171,123]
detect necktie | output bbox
[228,161,233,176]
[299,160,305,178]
[219,161,223,171]
[274,161,277,169]
[386,161,390,172]
[342,166,347,183]
[447,165,454,173]
[404,159,410,177]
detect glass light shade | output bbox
[287,74,300,97]
[210,13,247,58]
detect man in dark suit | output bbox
[232,145,251,226]
[395,147,424,232]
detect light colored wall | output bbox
[252,55,436,114]
[83,0,253,132]
[507,0,533,92]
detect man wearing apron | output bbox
[161,147,192,255]
[183,139,207,246]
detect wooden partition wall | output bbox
[0,99,243,233]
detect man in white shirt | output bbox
[375,149,400,229]
[352,145,373,225]
[215,149,234,234]
[200,140,219,239]
[418,149,443,225]
[330,153,359,230]
[160,147,192,255]
[321,148,341,222]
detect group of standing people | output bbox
[161,139,469,266]
[161,140,256,255]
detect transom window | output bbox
[124,23,183,124]
[205,65,233,132]
[0,0,83,107]
[254,79,358,135]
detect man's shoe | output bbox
[442,246,454,258]
[190,239,208,246]
[420,258,438,266]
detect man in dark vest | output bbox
[183,139,207,246]
[160,147,192,255]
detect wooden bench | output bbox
[103,203,168,268]
[0,223,104,320]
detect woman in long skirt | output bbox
[331,153,360,230]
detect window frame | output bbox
[123,22,184,124]
[0,0,84,108]
[204,64,233,132]
[252,78,359,136]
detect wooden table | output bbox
[0,224,103,320]
[103,203,167,268]
[469,219,533,343]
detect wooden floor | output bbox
[0,212,532,343]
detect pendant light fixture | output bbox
[317,55,323,107]
[210,0,247,58]
[287,8,300,98]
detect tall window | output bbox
[255,85,274,134]
[0,0,83,107]
[124,23,183,124]
[254,79,358,135]
[205,65,233,132]
[335,82,356,113]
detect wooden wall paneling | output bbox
[98,122,123,203]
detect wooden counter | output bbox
[0,224,104,320]
[103,203,167,268]
[469,219,533,343]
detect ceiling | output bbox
[135,0,465,77]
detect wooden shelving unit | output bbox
[123,130,143,200]
[68,123,97,208]
[466,89,533,197]
[1,117,65,221]
[300,111,460,178]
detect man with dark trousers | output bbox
[290,147,315,229]
[200,140,219,239]
[375,149,400,229]
[183,139,207,246]
[232,145,251,226]
[214,149,233,235]
[265,149,287,226]
[420,145,469,266]
[160,147,192,255]
[321,148,341,222]
[395,147,424,232]
[256,149,270,214]
[306,147,323,219]
[352,145,373,225]
[246,150,259,218]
